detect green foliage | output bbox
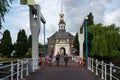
[0,30,13,57]
[71,12,120,59]
[73,33,79,51]
[88,24,120,59]
[15,29,28,57]
[39,43,43,48]
[0,0,13,29]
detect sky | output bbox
[1,0,120,44]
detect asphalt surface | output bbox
[23,58,100,80]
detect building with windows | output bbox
[47,9,74,56]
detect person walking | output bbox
[56,52,60,66]
[48,55,53,66]
[39,54,43,69]
[45,56,49,65]
[64,53,69,67]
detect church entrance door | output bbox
[60,47,66,56]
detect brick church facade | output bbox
[47,9,74,56]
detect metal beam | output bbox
[20,0,35,5]
[41,13,46,24]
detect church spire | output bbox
[58,1,66,30]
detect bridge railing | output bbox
[0,58,34,80]
[73,56,120,80]
[88,57,120,80]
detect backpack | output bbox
[56,55,60,60]
[64,55,68,61]
[48,56,53,61]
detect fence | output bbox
[88,57,120,80]
[0,58,33,80]
[73,56,120,80]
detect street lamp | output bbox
[85,16,88,69]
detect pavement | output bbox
[23,57,100,80]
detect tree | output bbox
[0,0,13,29]
[87,12,94,26]
[73,33,79,55]
[88,24,120,59]
[0,30,13,57]
[73,33,79,50]
[15,29,28,57]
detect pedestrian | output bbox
[48,55,53,66]
[39,54,43,69]
[64,53,69,67]
[56,52,60,66]
[45,56,49,65]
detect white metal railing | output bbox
[88,57,120,80]
[0,58,34,80]
[72,56,79,63]
[73,56,120,80]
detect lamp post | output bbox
[85,17,88,69]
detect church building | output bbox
[47,9,74,56]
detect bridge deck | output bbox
[23,58,100,80]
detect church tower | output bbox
[58,9,66,30]
[47,8,74,56]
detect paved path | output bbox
[23,58,100,80]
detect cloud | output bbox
[2,0,61,44]
[104,9,120,26]
[63,0,120,33]
[63,0,107,33]
[1,0,120,44]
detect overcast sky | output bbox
[1,0,120,44]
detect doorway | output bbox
[60,47,66,56]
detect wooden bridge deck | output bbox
[23,58,101,80]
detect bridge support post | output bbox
[85,17,88,69]
[20,0,46,72]
[78,25,84,58]
[29,5,40,71]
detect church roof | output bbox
[48,30,74,39]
